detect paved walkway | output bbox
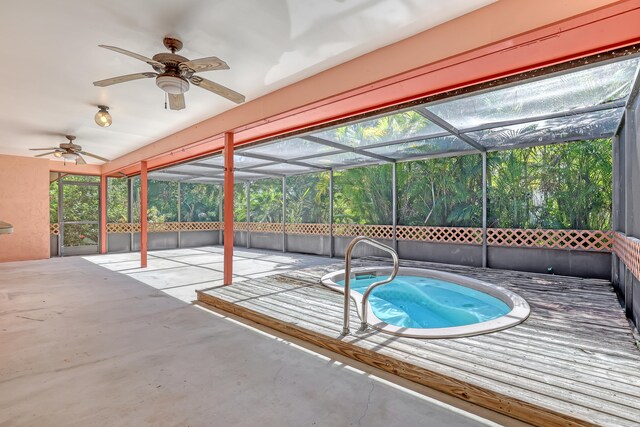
[0,254,501,426]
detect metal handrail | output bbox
[342,236,399,335]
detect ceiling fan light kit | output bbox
[95,105,112,127]
[156,75,189,94]
[30,135,109,165]
[61,152,77,165]
[93,37,245,110]
[33,37,244,165]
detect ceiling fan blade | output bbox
[93,72,157,87]
[30,147,60,151]
[34,151,57,157]
[98,45,165,69]
[180,57,229,73]
[80,151,110,162]
[189,76,245,104]
[76,154,87,165]
[168,93,186,110]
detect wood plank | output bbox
[203,279,640,420]
[197,290,599,427]
[196,257,640,427]
[209,273,640,378]
[222,282,640,390]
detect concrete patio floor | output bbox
[0,249,515,426]
[82,246,336,303]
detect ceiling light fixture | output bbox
[156,75,189,94]
[53,151,62,158]
[95,105,112,127]
[61,152,77,165]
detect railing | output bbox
[50,223,60,235]
[51,222,614,253]
[50,220,639,287]
[105,222,223,233]
[487,228,613,252]
[613,232,640,280]
[342,236,399,335]
[231,223,611,252]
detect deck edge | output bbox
[196,289,598,427]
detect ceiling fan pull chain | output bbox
[165,92,168,110]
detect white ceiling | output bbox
[0,0,494,164]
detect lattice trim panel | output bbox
[232,223,396,239]
[107,223,140,233]
[613,232,640,280]
[180,222,223,231]
[233,222,248,232]
[396,226,482,244]
[286,223,331,236]
[233,222,284,233]
[107,222,222,233]
[250,222,284,234]
[487,228,613,252]
[50,223,59,235]
[332,224,394,239]
[149,222,182,232]
[103,221,616,254]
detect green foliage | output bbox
[49,179,58,223]
[131,177,141,222]
[49,174,100,246]
[232,140,611,230]
[398,155,482,226]
[286,173,329,223]
[181,183,221,222]
[327,110,434,146]
[333,165,393,224]
[107,178,128,223]
[148,180,178,221]
[62,182,99,222]
[249,179,283,222]
[63,224,99,247]
[488,140,612,229]
[234,183,246,221]
[131,178,178,223]
[50,140,613,235]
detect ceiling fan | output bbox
[93,37,245,110]
[30,135,109,165]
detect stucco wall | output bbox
[0,155,50,262]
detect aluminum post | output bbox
[482,152,488,268]
[329,170,334,258]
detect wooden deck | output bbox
[197,258,640,427]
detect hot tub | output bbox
[321,266,530,338]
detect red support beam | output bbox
[99,175,107,254]
[223,132,234,285]
[140,160,148,268]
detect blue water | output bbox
[336,275,510,329]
